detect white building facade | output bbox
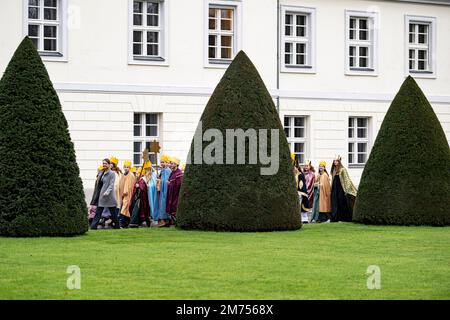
[1,0,450,198]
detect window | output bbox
[133,113,159,166]
[205,0,242,67]
[345,10,378,75]
[24,0,67,60]
[284,116,307,164]
[405,15,436,77]
[348,117,369,166]
[281,6,316,73]
[129,0,168,65]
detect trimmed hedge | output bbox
[0,37,88,236]
[353,76,450,226]
[177,51,301,231]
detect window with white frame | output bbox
[133,113,159,166]
[348,117,370,166]
[284,116,307,164]
[130,0,167,63]
[281,6,315,72]
[206,1,241,66]
[406,16,436,75]
[346,11,378,74]
[26,0,66,57]
[208,6,235,62]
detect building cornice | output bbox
[54,82,450,105]
[384,0,450,6]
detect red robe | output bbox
[166,168,183,217]
[304,171,315,208]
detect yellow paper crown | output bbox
[168,156,180,165]
[123,160,132,167]
[138,167,146,175]
[319,160,327,167]
[98,165,104,171]
[160,154,170,162]
[130,167,136,173]
[110,156,119,165]
[143,161,152,169]
[290,153,296,161]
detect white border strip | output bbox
[54,82,450,104]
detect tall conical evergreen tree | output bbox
[353,76,450,226]
[0,37,88,236]
[177,51,301,231]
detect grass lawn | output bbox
[0,223,449,300]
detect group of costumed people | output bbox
[293,154,358,223]
[88,155,184,229]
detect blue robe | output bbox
[147,172,159,220]
[158,168,171,220]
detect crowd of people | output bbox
[294,155,358,224]
[88,155,184,229]
[88,153,357,229]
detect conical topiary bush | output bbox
[177,51,301,231]
[0,37,88,237]
[353,76,450,226]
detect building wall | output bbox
[1,0,450,199]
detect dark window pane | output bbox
[209,18,216,30]
[133,43,142,55]
[349,153,354,163]
[221,48,231,59]
[221,36,232,47]
[285,14,292,25]
[357,118,367,127]
[146,114,157,124]
[221,19,232,31]
[285,42,292,53]
[349,46,355,56]
[358,154,366,164]
[409,33,414,43]
[149,153,157,164]
[409,60,414,70]
[146,126,157,136]
[359,57,367,67]
[359,46,368,57]
[349,57,354,67]
[349,143,354,152]
[134,1,142,13]
[147,31,158,43]
[44,25,57,37]
[44,39,56,51]
[147,15,158,26]
[409,24,414,32]
[133,31,142,43]
[209,47,216,58]
[294,143,303,153]
[28,25,39,37]
[133,14,142,26]
[284,128,290,138]
[147,44,158,56]
[298,154,305,164]
[145,141,151,150]
[29,0,39,6]
[294,117,304,127]
[358,143,367,153]
[349,128,354,138]
[134,141,141,152]
[418,60,425,70]
[409,49,415,59]
[285,26,291,36]
[359,19,367,30]
[357,128,367,138]
[28,7,39,19]
[296,15,305,26]
[359,30,368,40]
[296,55,305,65]
[44,8,57,20]
[134,125,141,136]
[296,43,305,53]
[285,54,291,65]
[349,117,354,127]
[418,24,427,33]
[296,26,305,37]
[134,113,141,124]
[147,2,158,14]
[349,29,355,40]
[350,18,356,29]
[294,128,304,138]
[209,8,216,18]
[134,154,141,165]
[44,0,57,7]
[284,117,290,126]
[418,34,426,44]
[209,35,216,46]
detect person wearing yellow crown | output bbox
[129,166,150,228]
[303,160,316,222]
[118,160,135,228]
[331,155,357,222]
[109,156,122,228]
[311,161,332,223]
[157,154,172,227]
[166,156,183,225]
[143,160,159,225]
[88,164,106,224]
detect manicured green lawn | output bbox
[0,223,449,299]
